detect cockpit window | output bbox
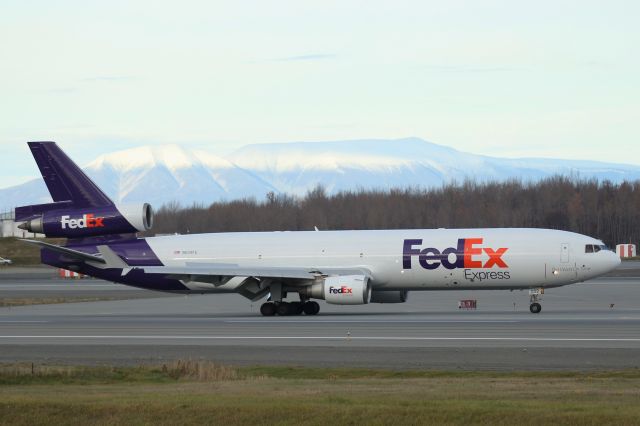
[586,244,612,253]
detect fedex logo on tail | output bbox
[403,238,508,270]
[61,214,105,230]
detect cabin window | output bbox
[585,244,594,253]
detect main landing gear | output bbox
[529,288,543,314]
[260,301,320,316]
[261,281,320,316]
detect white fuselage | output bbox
[145,228,620,292]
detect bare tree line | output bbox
[150,177,640,246]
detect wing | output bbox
[142,263,371,282]
[142,263,371,302]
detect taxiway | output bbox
[1,266,639,370]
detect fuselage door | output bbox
[560,243,570,263]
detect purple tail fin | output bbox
[15,142,114,221]
[28,141,113,207]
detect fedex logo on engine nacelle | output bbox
[329,286,353,295]
[403,238,508,270]
[61,214,105,230]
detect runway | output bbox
[0,267,172,300]
[1,266,640,370]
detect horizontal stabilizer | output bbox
[20,239,105,264]
[15,201,73,222]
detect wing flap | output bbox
[143,265,316,280]
[142,264,371,282]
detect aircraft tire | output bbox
[529,303,542,314]
[260,302,277,316]
[276,302,291,316]
[303,301,320,315]
[290,302,304,315]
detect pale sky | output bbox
[1,0,639,188]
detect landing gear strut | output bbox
[259,301,320,316]
[529,288,543,314]
[260,283,321,316]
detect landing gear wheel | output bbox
[276,302,291,316]
[529,303,542,314]
[303,301,320,315]
[290,302,304,315]
[260,302,276,316]
[529,288,543,314]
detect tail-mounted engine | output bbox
[17,203,153,238]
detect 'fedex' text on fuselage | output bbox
[403,238,508,270]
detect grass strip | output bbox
[2,362,640,385]
[0,361,240,385]
[241,365,640,380]
[1,362,639,425]
[0,237,65,266]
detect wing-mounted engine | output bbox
[370,290,408,303]
[17,203,153,238]
[301,275,371,305]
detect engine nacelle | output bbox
[370,290,409,303]
[300,275,371,305]
[18,203,153,238]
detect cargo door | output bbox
[560,243,570,263]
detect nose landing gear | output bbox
[529,302,542,314]
[529,288,543,314]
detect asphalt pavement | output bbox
[1,264,639,370]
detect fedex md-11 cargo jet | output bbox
[16,142,620,315]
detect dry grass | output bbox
[0,363,640,425]
[0,361,242,385]
[161,359,241,381]
[0,237,65,265]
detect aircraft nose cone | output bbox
[611,253,622,270]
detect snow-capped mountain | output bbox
[0,144,277,209]
[228,138,640,194]
[82,145,277,206]
[1,138,640,210]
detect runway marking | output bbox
[594,276,640,279]
[224,320,520,324]
[1,335,639,342]
[0,321,48,323]
[0,285,133,289]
